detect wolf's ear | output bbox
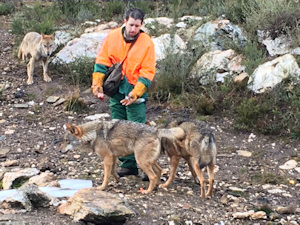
[64,123,72,131]
[73,126,82,136]
[41,33,45,39]
[64,123,82,136]
[50,33,55,39]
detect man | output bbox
[91,8,155,179]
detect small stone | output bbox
[251,211,266,220]
[279,160,297,170]
[46,96,60,103]
[2,160,19,167]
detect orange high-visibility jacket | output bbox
[95,27,156,86]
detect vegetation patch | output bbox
[251,172,287,185]
[64,93,88,113]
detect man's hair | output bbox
[125,8,145,22]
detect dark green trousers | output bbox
[110,92,146,169]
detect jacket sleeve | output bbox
[139,41,156,82]
[94,36,112,74]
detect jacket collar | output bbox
[122,26,144,43]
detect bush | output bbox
[53,0,100,23]
[11,3,59,35]
[0,1,15,15]
[64,93,88,113]
[102,0,125,22]
[152,38,205,101]
[54,57,94,88]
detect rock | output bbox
[2,160,19,167]
[53,98,66,106]
[191,49,244,84]
[251,211,267,220]
[2,168,40,190]
[46,96,60,103]
[153,34,186,61]
[279,159,297,170]
[4,130,15,135]
[276,205,296,214]
[57,187,134,224]
[52,32,109,64]
[220,194,228,205]
[13,104,29,108]
[28,171,57,187]
[84,113,111,121]
[0,148,10,158]
[1,190,33,211]
[193,19,247,51]
[257,30,300,56]
[237,150,252,157]
[248,54,300,93]
[269,212,282,220]
[232,210,254,219]
[234,72,249,85]
[19,184,51,208]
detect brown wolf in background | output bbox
[160,120,217,198]
[18,32,56,85]
[60,119,185,194]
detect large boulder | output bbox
[247,54,300,93]
[57,187,134,224]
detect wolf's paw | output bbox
[158,183,168,189]
[44,76,52,82]
[27,79,33,85]
[96,185,106,191]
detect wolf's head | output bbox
[41,33,56,57]
[59,121,101,153]
[59,123,82,153]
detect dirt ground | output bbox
[0,16,300,225]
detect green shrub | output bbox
[53,0,100,23]
[242,41,267,75]
[243,0,300,37]
[103,0,125,22]
[54,56,94,88]
[152,38,205,102]
[236,97,265,127]
[0,1,15,15]
[11,3,58,35]
[251,172,287,185]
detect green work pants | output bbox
[110,92,146,169]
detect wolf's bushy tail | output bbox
[198,133,217,169]
[17,47,23,60]
[158,127,185,141]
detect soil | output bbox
[0,15,300,225]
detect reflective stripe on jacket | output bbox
[95,27,156,86]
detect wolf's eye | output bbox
[49,45,52,47]
[44,45,47,48]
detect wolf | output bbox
[159,120,217,198]
[60,119,185,194]
[18,32,56,85]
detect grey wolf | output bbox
[160,120,217,198]
[18,32,56,85]
[60,119,185,194]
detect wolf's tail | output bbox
[17,47,23,60]
[198,133,217,169]
[158,127,185,141]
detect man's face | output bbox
[124,17,142,37]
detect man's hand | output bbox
[91,72,105,100]
[120,82,147,106]
[91,85,105,100]
[120,91,137,106]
